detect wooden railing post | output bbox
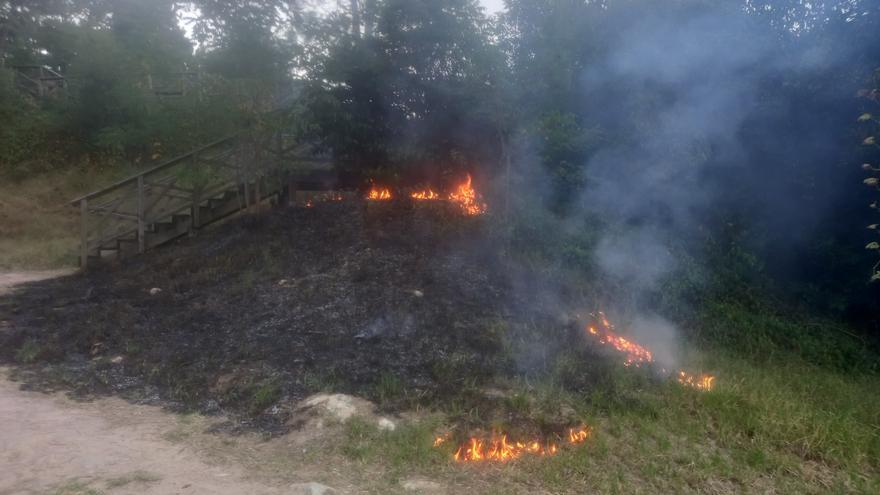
[192,187,202,234]
[80,199,88,268]
[137,176,145,253]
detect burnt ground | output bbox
[0,200,619,434]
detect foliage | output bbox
[860,68,880,282]
[299,0,506,176]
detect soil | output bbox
[0,368,293,495]
[0,201,598,436]
[0,270,74,296]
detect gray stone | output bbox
[289,482,337,495]
[401,478,445,493]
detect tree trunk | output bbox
[350,0,361,39]
[363,0,376,37]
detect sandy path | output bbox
[0,270,74,296]
[0,375,298,495]
[0,271,296,495]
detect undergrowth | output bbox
[0,165,135,270]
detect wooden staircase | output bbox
[12,65,67,99]
[71,132,334,268]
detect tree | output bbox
[299,0,507,179]
[860,69,880,282]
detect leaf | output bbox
[865,178,880,187]
[869,224,879,230]
[866,242,880,250]
[864,136,877,145]
[858,113,873,122]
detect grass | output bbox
[104,470,161,489]
[0,165,135,270]
[331,342,879,493]
[52,480,104,495]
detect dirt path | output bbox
[0,271,317,495]
[0,270,74,296]
[0,373,304,495]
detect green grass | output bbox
[104,471,161,489]
[336,338,879,494]
[0,165,135,270]
[51,480,105,495]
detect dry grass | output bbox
[0,166,132,270]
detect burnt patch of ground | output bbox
[0,201,613,432]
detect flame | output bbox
[585,312,715,391]
[587,313,653,367]
[367,187,392,201]
[411,189,441,200]
[448,427,590,463]
[448,174,487,216]
[677,370,715,391]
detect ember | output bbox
[586,312,716,391]
[447,427,591,463]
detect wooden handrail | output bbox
[70,134,238,205]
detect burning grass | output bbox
[0,199,877,493]
[445,426,591,463]
[367,174,488,216]
[585,312,716,391]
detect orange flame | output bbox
[587,312,653,367]
[677,371,715,391]
[411,189,441,200]
[448,174,487,216]
[585,312,716,391]
[448,427,590,463]
[367,187,392,201]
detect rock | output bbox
[377,417,396,431]
[293,393,376,429]
[148,287,162,295]
[481,387,511,400]
[301,394,364,421]
[401,478,445,493]
[291,394,397,433]
[289,482,337,495]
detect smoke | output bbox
[569,3,853,364]
[502,2,855,370]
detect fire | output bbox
[447,174,487,216]
[448,427,591,463]
[587,313,653,367]
[367,187,392,201]
[411,189,441,200]
[677,371,715,391]
[408,174,487,216]
[585,312,716,391]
